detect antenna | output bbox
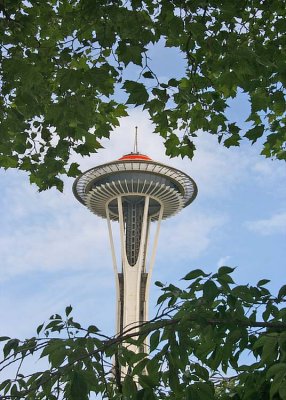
[134,126,138,154]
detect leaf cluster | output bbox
[0,0,285,189]
[1,268,286,399]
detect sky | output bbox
[0,110,285,338]
[0,44,286,379]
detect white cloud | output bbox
[252,159,286,180]
[217,255,231,267]
[245,212,286,235]
[0,175,112,281]
[251,160,286,198]
[0,110,285,347]
[61,108,285,207]
[158,210,227,262]
[0,110,283,282]
[69,110,259,211]
[0,215,109,281]
[0,268,116,337]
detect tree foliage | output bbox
[1,267,286,399]
[0,0,285,190]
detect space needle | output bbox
[73,131,197,356]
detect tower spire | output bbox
[134,126,138,154]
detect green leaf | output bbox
[0,155,19,169]
[251,91,269,112]
[149,330,160,352]
[67,163,81,177]
[136,388,157,400]
[261,335,278,363]
[65,305,73,317]
[278,285,286,300]
[168,361,181,393]
[0,336,10,342]
[70,371,88,400]
[157,292,171,304]
[195,381,215,400]
[123,80,149,105]
[36,323,44,335]
[49,348,66,368]
[203,280,219,301]
[183,269,210,280]
[139,373,158,389]
[194,363,209,380]
[231,285,253,302]
[3,339,19,358]
[133,358,149,376]
[117,42,144,66]
[168,78,179,87]
[217,273,234,285]
[224,133,241,147]
[122,375,137,397]
[44,320,64,332]
[129,351,146,364]
[257,279,271,287]
[266,363,286,379]
[244,125,265,143]
[270,370,286,399]
[218,266,235,275]
[143,71,154,79]
[87,325,99,334]
[10,384,20,397]
[0,379,11,392]
[279,381,286,400]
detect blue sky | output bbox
[0,111,285,343]
[0,44,286,362]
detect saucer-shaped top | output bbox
[73,153,197,221]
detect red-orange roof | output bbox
[118,153,152,161]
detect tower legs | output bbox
[106,195,164,376]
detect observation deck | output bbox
[73,152,198,222]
